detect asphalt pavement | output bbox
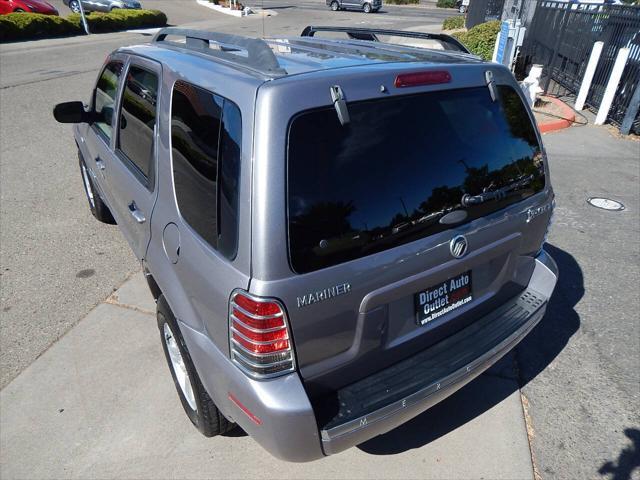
[517,123,640,480]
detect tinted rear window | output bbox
[287,86,544,274]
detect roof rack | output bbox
[300,26,470,54]
[152,28,287,77]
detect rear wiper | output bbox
[330,85,350,126]
[461,175,533,207]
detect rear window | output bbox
[287,86,544,274]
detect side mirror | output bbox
[53,101,91,124]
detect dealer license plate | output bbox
[414,271,472,326]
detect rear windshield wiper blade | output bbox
[462,175,533,207]
[330,85,350,126]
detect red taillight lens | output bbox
[232,308,284,330]
[394,70,452,88]
[233,294,281,316]
[232,333,290,354]
[232,320,288,343]
[229,291,295,378]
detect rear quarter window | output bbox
[287,85,544,274]
[171,81,241,260]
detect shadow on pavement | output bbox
[599,428,640,480]
[223,426,248,437]
[358,243,582,455]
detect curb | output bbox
[195,0,244,17]
[537,96,576,134]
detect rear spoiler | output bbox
[300,26,470,54]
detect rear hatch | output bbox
[250,65,552,397]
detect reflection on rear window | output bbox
[287,86,544,274]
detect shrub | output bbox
[436,0,457,8]
[442,15,465,30]
[452,20,500,60]
[67,9,167,33]
[0,13,80,41]
[0,9,167,42]
[385,0,420,4]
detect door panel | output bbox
[105,56,161,260]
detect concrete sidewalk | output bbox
[1,273,534,480]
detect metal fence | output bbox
[519,1,640,133]
[466,0,506,29]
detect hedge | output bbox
[0,13,80,41]
[442,15,465,30]
[0,9,167,42]
[436,0,457,8]
[452,20,500,60]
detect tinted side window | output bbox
[218,100,242,259]
[171,81,241,259]
[118,66,158,183]
[93,61,123,140]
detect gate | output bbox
[520,1,640,133]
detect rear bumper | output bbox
[182,250,557,462]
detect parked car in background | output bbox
[0,0,58,14]
[62,0,141,13]
[327,0,381,13]
[455,0,469,13]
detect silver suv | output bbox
[53,26,558,462]
[327,0,382,13]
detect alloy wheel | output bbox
[163,323,197,411]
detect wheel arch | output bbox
[143,267,162,301]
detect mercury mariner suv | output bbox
[53,26,558,462]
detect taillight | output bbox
[229,290,295,378]
[394,70,452,88]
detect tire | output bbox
[78,151,116,225]
[14,7,25,11]
[157,295,235,437]
[363,2,372,13]
[69,0,81,13]
[330,1,339,11]
[459,5,467,12]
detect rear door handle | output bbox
[128,202,146,224]
[95,157,106,170]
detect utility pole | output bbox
[77,0,90,35]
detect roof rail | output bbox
[300,26,470,54]
[153,28,287,77]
